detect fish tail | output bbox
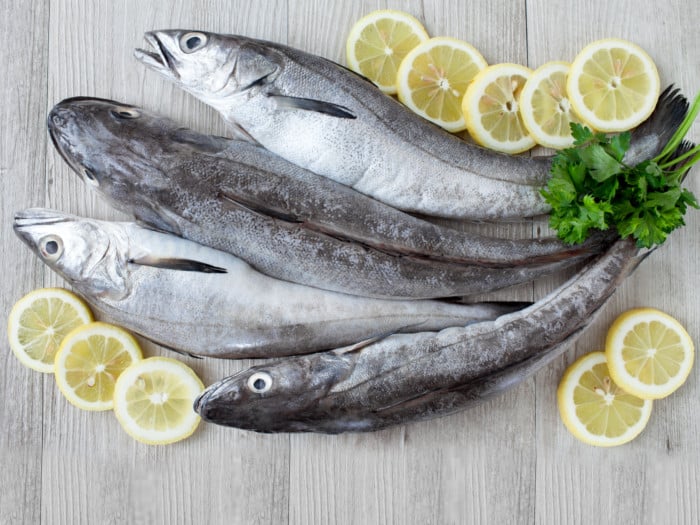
[625,85,690,164]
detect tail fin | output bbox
[625,86,689,165]
[668,139,697,182]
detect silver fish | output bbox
[13,208,527,359]
[48,98,601,300]
[135,30,686,220]
[194,237,648,432]
[48,97,613,269]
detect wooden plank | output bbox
[2,0,699,523]
[41,1,290,524]
[286,2,536,524]
[527,1,700,524]
[0,0,50,524]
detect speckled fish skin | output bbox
[194,238,648,432]
[47,98,600,300]
[13,209,529,359]
[135,30,685,220]
[47,97,613,269]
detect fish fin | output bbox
[170,127,240,153]
[626,85,689,164]
[336,323,429,356]
[153,340,204,359]
[222,123,262,146]
[270,95,356,119]
[218,190,301,223]
[134,206,182,236]
[129,255,227,274]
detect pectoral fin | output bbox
[270,95,356,119]
[218,190,301,223]
[129,255,227,274]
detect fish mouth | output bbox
[14,208,76,230]
[134,32,180,80]
[13,209,76,249]
[193,373,246,420]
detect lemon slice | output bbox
[113,357,204,445]
[346,10,429,94]
[567,38,660,132]
[463,63,536,153]
[7,288,93,373]
[397,37,487,132]
[558,351,653,447]
[519,61,581,149]
[54,322,143,411]
[606,308,694,400]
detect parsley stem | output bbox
[655,91,700,163]
[658,143,700,169]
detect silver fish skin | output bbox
[47,98,614,269]
[135,30,686,220]
[47,99,598,300]
[13,208,528,359]
[194,238,648,432]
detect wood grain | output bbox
[0,1,49,524]
[0,0,698,524]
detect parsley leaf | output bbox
[542,117,699,249]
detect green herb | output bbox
[542,93,700,248]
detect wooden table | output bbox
[2,1,698,523]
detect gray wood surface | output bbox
[1,0,697,524]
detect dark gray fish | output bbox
[48,98,604,299]
[135,30,686,220]
[14,209,528,359]
[194,238,649,433]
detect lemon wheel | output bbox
[346,10,429,94]
[397,37,487,132]
[606,308,694,400]
[558,351,653,447]
[113,357,204,445]
[519,61,580,149]
[7,288,93,373]
[54,322,143,411]
[567,38,660,132]
[463,63,536,153]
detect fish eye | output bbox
[80,167,99,186]
[110,107,140,119]
[247,372,272,394]
[180,32,208,53]
[39,235,63,261]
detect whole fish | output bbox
[48,97,613,269]
[194,237,647,432]
[13,209,526,359]
[48,98,601,300]
[135,30,685,220]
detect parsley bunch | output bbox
[542,93,700,248]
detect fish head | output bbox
[194,354,350,432]
[135,30,281,106]
[14,208,129,298]
[48,97,174,202]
